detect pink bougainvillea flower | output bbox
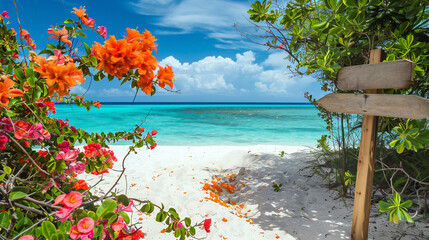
[204,219,211,233]
[48,49,66,65]
[55,206,74,222]
[19,29,36,50]
[56,149,78,163]
[151,130,157,136]
[96,26,107,39]
[116,200,133,213]
[174,221,183,230]
[47,27,72,47]
[111,215,125,232]
[1,117,13,132]
[87,18,95,27]
[63,191,83,208]
[12,52,19,59]
[77,217,94,234]
[277,43,284,50]
[18,235,36,240]
[39,128,51,142]
[27,123,43,141]
[73,162,86,174]
[1,11,9,19]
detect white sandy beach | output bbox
[84,145,429,240]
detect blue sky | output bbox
[1,0,324,102]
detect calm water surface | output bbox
[54,103,327,146]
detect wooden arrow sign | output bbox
[317,93,429,119]
[337,60,414,90]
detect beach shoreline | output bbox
[84,145,429,240]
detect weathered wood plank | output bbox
[337,59,414,90]
[317,93,429,119]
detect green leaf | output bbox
[0,211,11,229]
[156,211,167,222]
[4,166,12,175]
[400,200,412,208]
[190,227,196,236]
[96,199,117,218]
[64,18,74,24]
[140,203,155,213]
[42,221,57,239]
[75,31,87,38]
[400,209,414,223]
[84,42,92,55]
[117,194,130,206]
[14,68,25,80]
[117,211,130,224]
[57,135,65,144]
[393,192,401,205]
[184,217,191,227]
[9,191,27,200]
[47,43,57,49]
[312,21,328,30]
[174,229,181,238]
[0,174,5,181]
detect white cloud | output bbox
[70,85,88,95]
[159,51,316,95]
[99,88,135,97]
[129,0,252,49]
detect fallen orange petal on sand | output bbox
[276,235,280,239]
[222,218,228,222]
[138,217,143,221]
[160,229,166,233]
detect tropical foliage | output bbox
[0,6,210,240]
[245,0,429,223]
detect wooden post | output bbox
[351,49,383,240]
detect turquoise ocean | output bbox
[54,103,327,146]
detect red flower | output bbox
[204,219,211,233]
[151,130,157,136]
[150,142,157,150]
[139,127,145,132]
[14,120,30,139]
[38,150,49,157]
[19,29,36,50]
[73,180,89,190]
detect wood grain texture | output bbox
[351,49,382,240]
[317,93,429,119]
[351,114,378,240]
[337,59,414,90]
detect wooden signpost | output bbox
[317,49,429,240]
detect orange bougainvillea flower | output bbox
[156,65,174,89]
[93,101,101,108]
[0,75,23,108]
[73,179,89,190]
[33,55,85,97]
[92,28,173,95]
[47,27,72,47]
[72,6,94,27]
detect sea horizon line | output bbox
[56,102,313,105]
